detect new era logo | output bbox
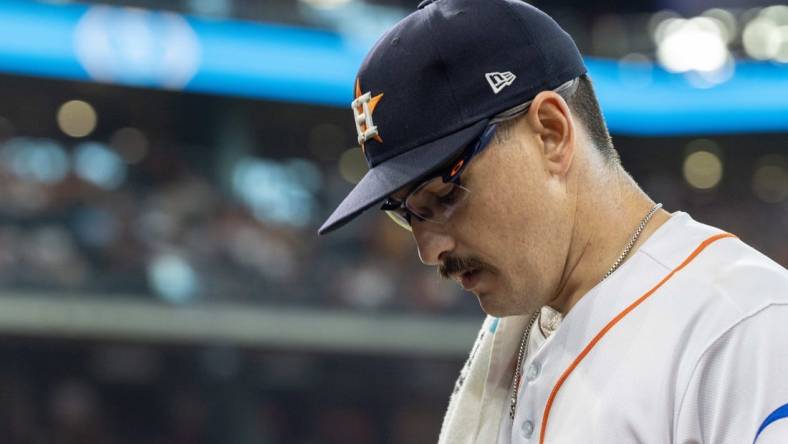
[485,71,516,94]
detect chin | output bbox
[476,292,513,317]
[477,288,534,317]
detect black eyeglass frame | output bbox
[379,122,498,226]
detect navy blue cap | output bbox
[319,0,587,235]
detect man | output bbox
[318,0,788,442]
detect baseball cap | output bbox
[318,0,587,235]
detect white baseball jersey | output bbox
[438,211,788,444]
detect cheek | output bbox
[458,175,571,297]
[451,185,536,271]
[469,167,545,247]
[451,141,568,267]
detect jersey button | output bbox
[525,362,540,382]
[521,419,534,439]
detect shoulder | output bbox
[641,212,788,319]
[671,235,788,317]
[638,212,788,393]
[663,223,788,364]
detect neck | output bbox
[547,167,671,315]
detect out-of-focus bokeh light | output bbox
[226,226,298,281]
[743,17,782,60]
[147,254,199,304]
[73,207,119,248]
[701,8,738,43]
[338,147,367,184]
[231,157,320,227]
[683,148,724,190]
[743,6,788,62]
[74,6,201,89]
[340,264,396,310]
[649,10,681,44]
[287,158,322,192]
[110,127,149,164]
[651,10,742,88]
[752,156,788,203]
[57,100,98,138]
[656,17,730,73]
[683,56,735,89]
[0,138,69,184]
[73,142,127,189]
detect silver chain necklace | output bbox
[509,203,663,419]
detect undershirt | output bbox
[497,305,564,444]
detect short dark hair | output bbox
[566,74,618,164]
[495,74,619,165]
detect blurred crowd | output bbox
[0,129,474,315]
[0,125,785,317]
[0,339,456,444]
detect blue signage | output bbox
[0,1,785,135]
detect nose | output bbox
[411,219,455,266]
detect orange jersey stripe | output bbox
[539,232,737,444]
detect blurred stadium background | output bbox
[0,0,785,442]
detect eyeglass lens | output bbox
[385,177,470,230]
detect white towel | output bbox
[438,314,531,444]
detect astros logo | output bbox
[351,78,384,155]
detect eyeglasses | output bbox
[380,78,579,231]
[380,124,497,231]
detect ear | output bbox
[525,90,575,178]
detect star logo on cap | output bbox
[351,78,384,155]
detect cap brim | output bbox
[318,119,490,235]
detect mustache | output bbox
[438,255,495,279]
